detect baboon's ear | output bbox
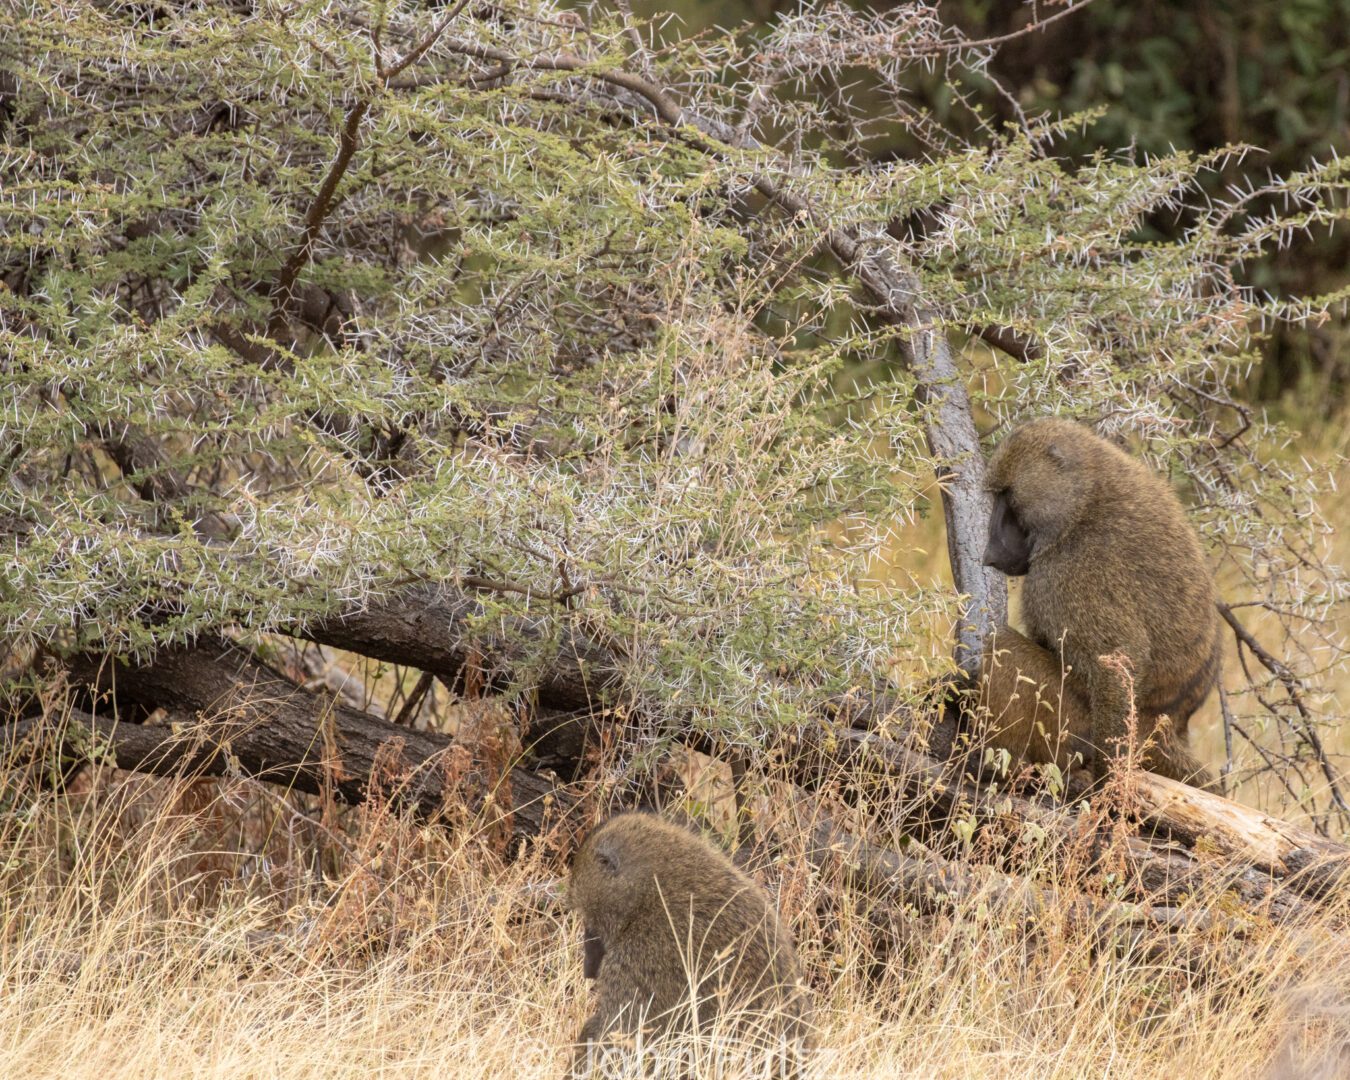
[1046,440,1067,467]
[594,845,619,874]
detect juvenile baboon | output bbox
[973,624,1090,775]
[568,812,812,1074]
[978,417,1220,789]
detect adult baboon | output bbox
[978,418,1220,789]
[568,812,812,1075]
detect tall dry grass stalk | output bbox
[2,718,1348,1080]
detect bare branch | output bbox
[1218,601,1350,822]
[267,101,370,341]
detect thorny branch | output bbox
[414,6,1349,818]
[267,100,371,341]
[432,29,1007,675]
[6,0,1347,847]
[1218,601,1349,828]
[269,1,472,342]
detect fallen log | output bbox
[778,789,1258,974]
[6,706,1229,965]
[807,723,1340,919]
[57,640,567,840]
[1135,772,1350,901]
[36,639,1346,931]
[301,588,614,713]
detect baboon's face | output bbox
[984,419,1090,571]
[567,824,646,935]
[983,487,1032,576]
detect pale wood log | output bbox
[809,723,1334,919]
[1136,772,1350,900]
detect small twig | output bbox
[392,670,436,728]
[1218,684,1235,791]
[728,749,755,851]
[1228,716,1319,827]
[922,0,1101,54]
[610,0,653,79]
[1218,601,1350,819]
[267,100,370,340]
[378,0,474,82]
[972,322,1040,363]
[273,0,471,341]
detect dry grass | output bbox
[2,748,1349,1080]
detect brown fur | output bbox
[979,418,1221,790]
[568,813,812,1074]
[974,625,1090,775]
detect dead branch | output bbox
[57,640,565,840]
[806,722,1334,921]
[300,587,613,713]
[1136,772,1350,901]
[1217,601,1350,819]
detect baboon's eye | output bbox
[992,486,1017,514]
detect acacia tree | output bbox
[2,0,1348,873]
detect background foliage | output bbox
[644,0,1350,407]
